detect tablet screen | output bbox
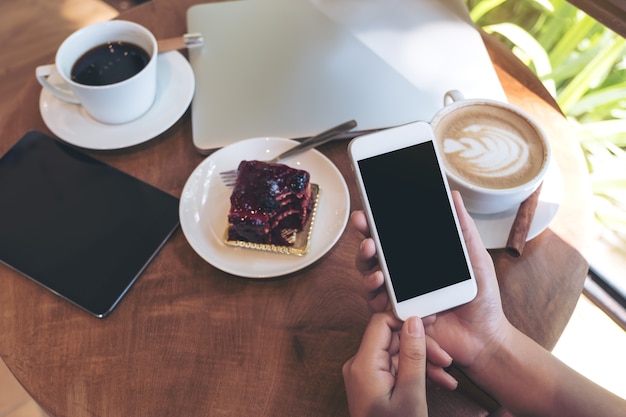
[0,131,179,317]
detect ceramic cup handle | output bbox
[444,89,465,106]
[36,65,80,104]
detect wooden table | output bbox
[0,1,593,416]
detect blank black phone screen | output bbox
[357,141,472,302]
[0,131,180,317]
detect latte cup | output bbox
[36,20,158,125]
[430,90,551,214]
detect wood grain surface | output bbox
[0,1,593,416]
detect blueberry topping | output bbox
[266,179,280,197]
[260,196,280,212]
[290,173,307,192]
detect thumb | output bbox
[395,317,428,398]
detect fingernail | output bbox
[407,316,423,337]
[451,376,459,390]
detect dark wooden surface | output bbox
[0,1,593,416]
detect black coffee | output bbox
[71,41,150,86]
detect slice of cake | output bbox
[227,160,313,246]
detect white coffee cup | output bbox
[36,20,158,125]
[430,90,551,214]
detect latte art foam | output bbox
[435,105,546,190]
[443,124,530,177]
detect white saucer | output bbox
[39,51,195,150]
[471,160,563,249]
[179,137,351,278]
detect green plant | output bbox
[466,0,626,237]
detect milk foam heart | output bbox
[442,125,530,180]
[436,105,546,190]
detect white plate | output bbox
[471,160,563,249]
[179,137,350,278]
[39,51,195,150]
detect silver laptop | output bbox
[187,0,505,153]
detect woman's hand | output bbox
[343,312,429,417]
[351,191,511,372]
[350,191,626,417]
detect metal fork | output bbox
[219,119,357,187]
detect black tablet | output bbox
[0,131,179,317]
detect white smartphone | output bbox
[348,121,477,319]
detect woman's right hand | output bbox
[351,191,513,372]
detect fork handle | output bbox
[269,119,357,163]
